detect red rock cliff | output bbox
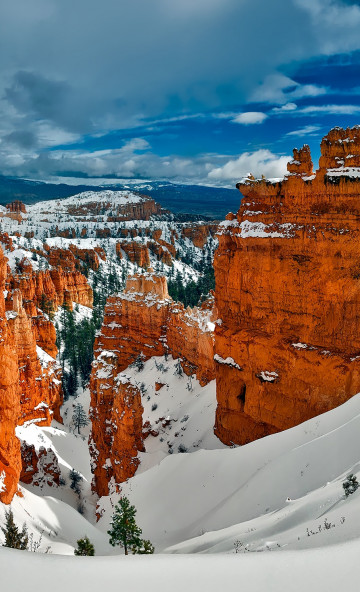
[0,251,66,502]
[89,271,215,496]
[214,126,360,445]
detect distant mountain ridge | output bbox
[0,176,240,220]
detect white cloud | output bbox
[232,112,268,125]
[273,103,298,113]
[298,104,360,115]
[294,0,360,53]
[251,74,327,105]
[286,125,321,137]
[207,149,290,181]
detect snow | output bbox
[1,363,360,588]
[327,167,360,178]
[257,370,278,382]
[0,544,359,592]
[0,471,6,494]
[218,220,298,238]
[26,190,145,215]
[214,354,241,370]
[94,391,360,555]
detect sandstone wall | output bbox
[214,126,360,445]
[89,271,215,495]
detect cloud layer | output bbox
[1,0,360,183]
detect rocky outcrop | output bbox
[89,271,215,495]
[148,241,173,266]
[49,269,93,309]
[181,223,218,249]
[0,248,21,503]
[0,248,62,503]
[20,443,60,487]
[0,243,69,503]
[214,126,360,445]
[6,290,62,426]
[89,376,144,497]
[63,192,162,222]
[48,248,76,272]
[7,263,93,312]
[121,242,151,268]
[6,201,26,214]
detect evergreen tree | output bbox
[69,468,83,496]
[107,497,143,555]
[132,353,145,372]
[72,403,89,434]
[132,539,155,554]
[343,474,359,497]
[1,509,28,550]
[174,357,183,376]
[74,536,95,556]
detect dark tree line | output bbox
[56,265,124,399]
[168,265,215,308]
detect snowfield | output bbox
[0,542,359,592]
[1,350,360,588]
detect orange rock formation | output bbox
[182,223,218,249]
[89,271,215,495]
[121,241,151,268]
[214,126,360,445]
[5,201,26,214]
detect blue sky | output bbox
[1,0,360,187]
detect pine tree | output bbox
[132,539,155,554]
[69,468,83,495]
[107,497,143,555]
[72,403,89,434]
[74,536,95,556]
[1,509,28,550]
[174,357,183,376]
[132,354,145,372]
[343,473,359,497]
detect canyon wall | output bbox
[89,271,215,496]
[0,238,97,501]
[214,126,360,445]
[7,261,93,312]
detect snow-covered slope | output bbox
[0,542,359,592]
[96,390,360,553]
[2,388,360,589]
[3,355,360,560]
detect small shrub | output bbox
[74,536,95,556]
[151,403,158,411]
[343,473,359,497]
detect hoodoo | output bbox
[214,126,360,445]
[89,270,215,496]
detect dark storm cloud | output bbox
[1,0,360,180]
[0,0,313,134]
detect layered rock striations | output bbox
[8,263,93,312]
[89,271,215,496]
[0,245,71,502]
[214,126,360,445]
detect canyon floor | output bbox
[1,356,360,589]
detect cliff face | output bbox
[6,290,62,427]
[89,271,215,495]
[214,126,360,445]
[8,264,93,312]
[181,224,218,249]
[0,248,21,504]
[120,242,151,268]
[20,443,61,487]
[0,243,73,502]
